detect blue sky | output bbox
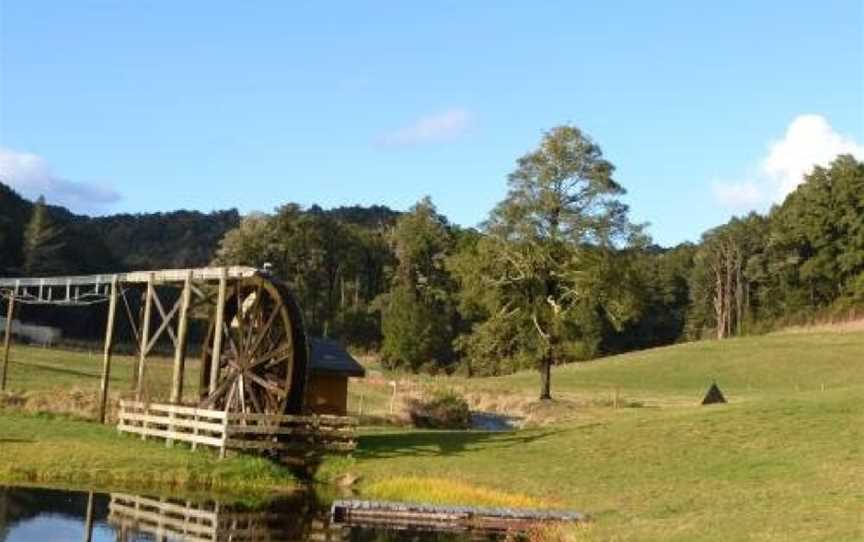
[1,1,862,246]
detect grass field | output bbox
[337,331,864,541]
[1,331,862,540]
[0,412,297,495]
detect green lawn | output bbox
[456,330,864,400]
[0,345,295,496]
[1,344,200,400]
[1,332,863,540]
[334,331,864,541]
[0,412,297,495]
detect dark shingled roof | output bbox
[309,338,366,378]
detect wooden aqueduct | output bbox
[0,266,358,459]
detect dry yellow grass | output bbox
[364,476,552,509]
[773,317,864,335]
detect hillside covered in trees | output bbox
[2,126,862,391]
[0,184,241,275]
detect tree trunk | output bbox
[735,251,743,336]
[713,255,725,340]
[724,242,734,338]
[539,346,552,400]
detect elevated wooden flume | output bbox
[0,266,356,459]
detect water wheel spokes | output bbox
[200,276,305,416]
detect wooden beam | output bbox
[198,320,214,400]
[0,266,258,289]
[1,290,15,391]
[170,270,193,404]
[136,274,155,400]
[150,289,178,348]
[143,297,181,356]
[120,288,141,353]
[209,267,228,394]
[98,275,119,424]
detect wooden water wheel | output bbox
[199,275,309,415]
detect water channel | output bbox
[0,485,505,541]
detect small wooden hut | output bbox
[307,338,366,416]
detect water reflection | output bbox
[0,486,494,541]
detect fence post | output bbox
[220,414,229,459]
[191,410,199,451]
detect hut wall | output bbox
[306,374,348,415]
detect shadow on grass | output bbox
[354,429,561,459]
[10,360,101,380]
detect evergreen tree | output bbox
[22,196,65,275]
[455,126,642,398]
[380,197,456,371]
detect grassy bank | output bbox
[0,412,298,495]
[1,332,862,540]
[331,331,864,541]
[340,387,861,540]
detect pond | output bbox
[0,485,502,541]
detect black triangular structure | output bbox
[701,382,727,405]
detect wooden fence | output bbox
[117,400,357,458]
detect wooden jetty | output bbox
[330,499,588,535]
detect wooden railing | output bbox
[117,400,357,458]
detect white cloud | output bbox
[0,147,121,214]
[713,114,864,210]
[378,108,472,146]
[762,114,864,198]
[711,179,763,208]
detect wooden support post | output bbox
[1,290,15,391]
[167,271,192,449]
[98,276,119,424]
[209,267,227,394]
[136,274,154,401]
[170,270,193,404]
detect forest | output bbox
[2,125,862,385]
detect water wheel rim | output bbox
[201,275,308,415]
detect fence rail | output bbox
[117,400,357,458]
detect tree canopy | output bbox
[2,144,860,385]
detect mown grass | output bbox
[2,332,863,540]
[0,411,297,495]
[458,331,864,401]
[1,345,298,496]
[1,344,200,400]
[330,331,864,541]
[338,388,862,540]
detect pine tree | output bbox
[22,196,64,275]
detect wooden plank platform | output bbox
[331,499,589,535]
